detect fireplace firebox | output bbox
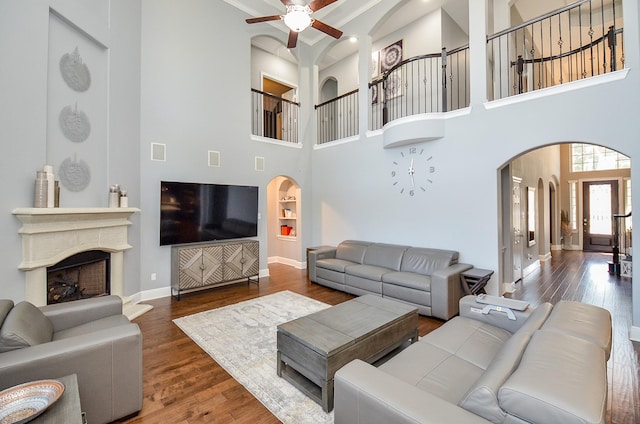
[47,250,110,304]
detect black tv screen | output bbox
[160,181,258,246]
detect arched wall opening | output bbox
[498,141,632,295]
[266,175,303,268]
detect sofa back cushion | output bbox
[0,300,14,327]
[363,243,408,271]
[335,240,371,264]
[0,301,53,353]
[400,247,459,276]
[458,331,531,423]
[498,330,607,424]
[541,300,612,359]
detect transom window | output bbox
[571,144,630,172]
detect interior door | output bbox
[583,180,618,252]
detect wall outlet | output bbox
[151,273,157,281]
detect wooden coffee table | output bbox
[276,294,419,412]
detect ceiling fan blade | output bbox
[280,0,294,6]
[311,19,343,39]
[308,0,338,12]
[287,31,298,49]
[246,15,282,24]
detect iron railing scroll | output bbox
[368,46,470,131]
[251,88,300,144]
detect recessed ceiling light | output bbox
[349,36,358,43]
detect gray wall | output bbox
[0,0,141,300]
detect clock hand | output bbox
[408,157,415,188]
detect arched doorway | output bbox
[498,142,632,294]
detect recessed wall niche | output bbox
[46,10,108,207]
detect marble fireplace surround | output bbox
[12,207,151,319]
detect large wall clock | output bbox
[391,146,436,196]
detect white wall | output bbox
[138,0,313,295]
[251,46,298,90]
[319,53,359,95]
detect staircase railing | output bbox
[368,45,470,131]
[487,0,624,100]
[613,211,632,257]
[315,89,359,145]
[251,88,300,143]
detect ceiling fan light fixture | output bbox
[284,5,312,32]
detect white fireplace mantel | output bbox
[12,207,151,319]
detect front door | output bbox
[583,180,618,252]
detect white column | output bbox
[469,0,489,106]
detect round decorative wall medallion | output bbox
[59,46,91,92]
[59,103,90,143]
[59,155,91,192]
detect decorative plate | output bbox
[0,380,65,424]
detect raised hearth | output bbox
[12,207,151,319]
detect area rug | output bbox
[173,290,334,423]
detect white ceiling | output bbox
[233,0,570,69]
[231,0,471,68]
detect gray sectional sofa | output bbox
[308,240,473,320]
[334,295,612,424]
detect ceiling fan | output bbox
[246,0,343,49]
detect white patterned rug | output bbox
[173,291,334,423]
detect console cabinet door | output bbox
[223,241,259,280]
[242,241,259,277]
[178,247,205,289]
[202,245,224,286]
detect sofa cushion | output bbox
[498,330,607,424]
[400,247,458,276]
[0,301,53,353]
[382,271,431,291]
[335,240,371,263]
[421,316,513,370]
[316,258,358,273]
[379,337,485,404]
[458,331,532,423]
[541,300,612,359]
[363,243,408,271]
[345,264,391,281]
[0,300,14,327]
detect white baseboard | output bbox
[538,252,552,262]
[630,326,640,342]
[503,282,516,293]
[268,256,305,269]
[139,287,171,301]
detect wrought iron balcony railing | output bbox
[251,88,300,144]
[487,0,624,100]
[368,46,470,131]
[315,89,359,145]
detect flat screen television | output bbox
[160,181,258,246]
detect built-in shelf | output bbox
[278,182,298,238]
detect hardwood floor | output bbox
[117,251,639,424]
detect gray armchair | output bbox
[0,295,142,424]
